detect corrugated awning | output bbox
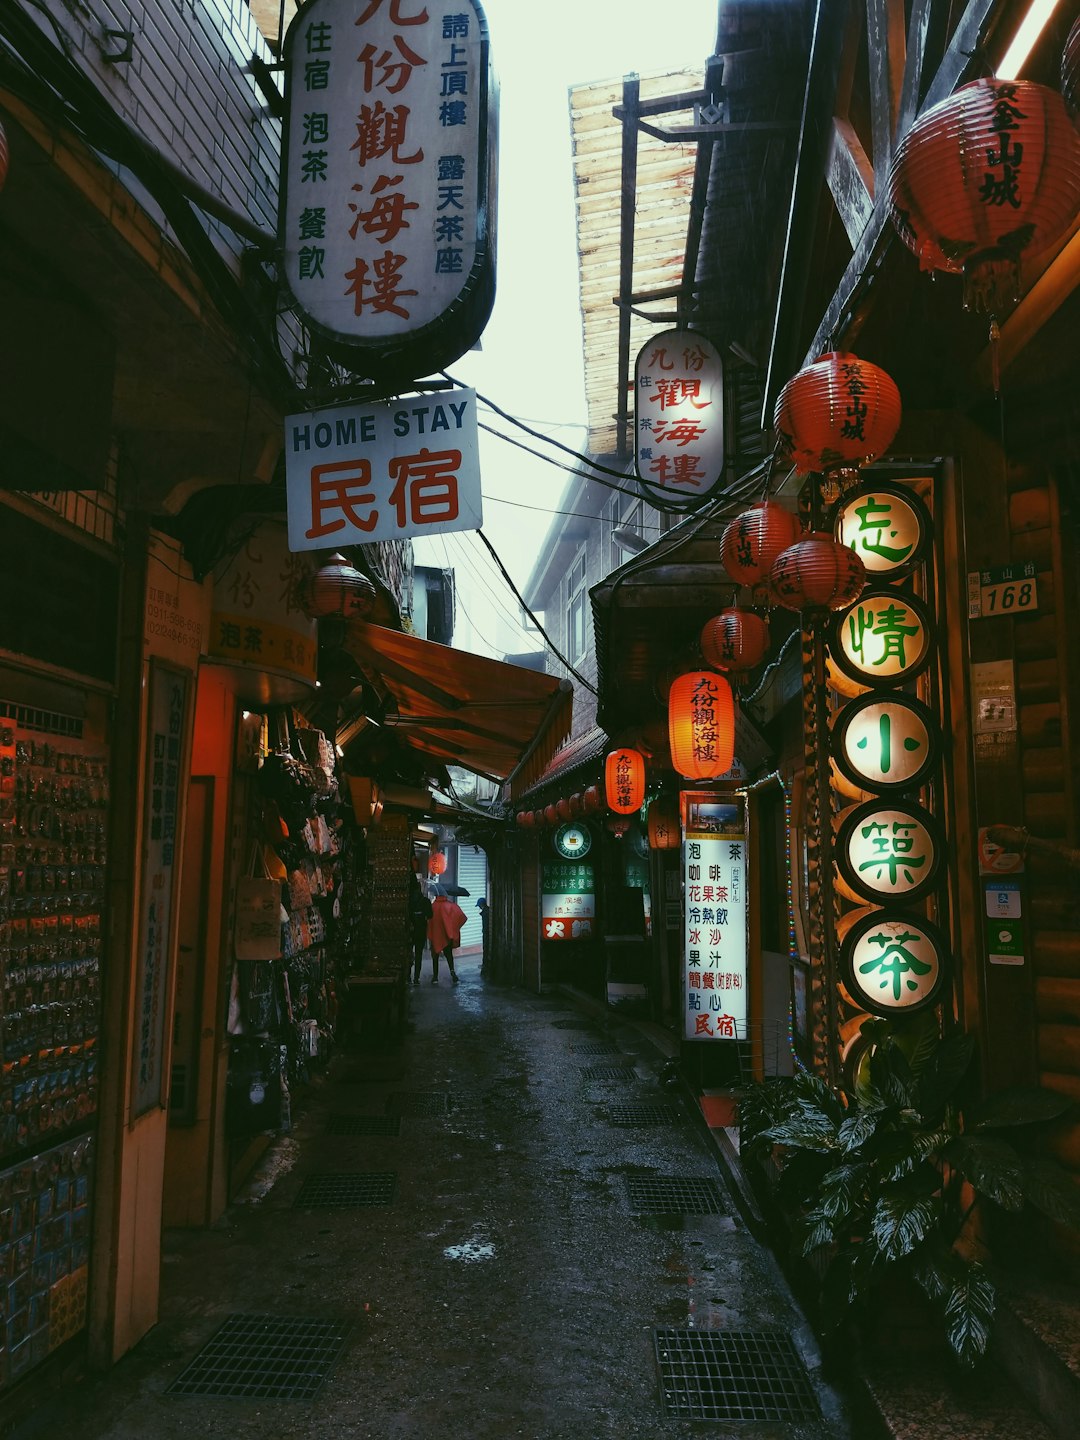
[342,621,573,792]
[519,723,609,799]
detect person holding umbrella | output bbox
[427,887,468,984]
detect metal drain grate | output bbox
[654,1329,820,1422]
[569,1041,620,1055]
[580,1064,636,1081]
[627,1175,727,1215]
[385,1091,449,1115]
[326,1114,401,1136]
[169,1314,350,1399]
[294,1173,396,1208]
[606,1103,682,1126]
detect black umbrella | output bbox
[435,883,470,897]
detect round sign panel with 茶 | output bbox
[841,911,949,1017]
[831,692,940,793]
[830,590,933,688]
[835,800,943,904]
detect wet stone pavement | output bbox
[14,957,856,1439]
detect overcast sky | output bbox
[413,0,718,659]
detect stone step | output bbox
[859,1354,1057,1440]
[992,1274,1080,1440]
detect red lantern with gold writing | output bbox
[604,748,646,815]
[668,671,735,780]
[646,796,681,850]
[769,533,866,612]
[720,501,801,585]
[889,79,1080,313]
[774,353,901,477]
[582,785,603,816]
[700,608,770,674]
[429,851,448,876]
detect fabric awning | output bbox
[342,621,573,792]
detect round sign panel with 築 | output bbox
[835,800,944,904]
[832,483,932,579]
[831,590,933,687]
[841,911,949,1018]
[554,823,592,859]
[830,692,940,793]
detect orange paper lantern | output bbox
[774,352,901,476]
[769,533,866,612]
[668,671,735,781]
[582,785,603,815]
[429,851,448,876]
[604,748,646,815]
[300,553,377,619]
[700,608,770,673]
[889,79,1080,312]
[647,796,681,850]
[720,501,801,585]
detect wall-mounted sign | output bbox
[984,879,1025,965]
[541,860,595,941]
[835,800,943,904]
[831,590,933,687]
[830,691,940,793]
[683,797,746,1042]
[285,389,481,551]
[966,562,1038,619]
[279,0,497,378]
[841,910,948,1017]
[971,658,1017,766]
[833,483,931,578]
[553,823,591,859]
[635,329,724,494]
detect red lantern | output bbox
[647,796,681,850]
[429,851,448,876]
[604,748,646,815]
[0,120,8,193]
[769,533,866,612]
[568,792,584,817]
[519,811,535,829]
[774,353,901,476]
[668,671,735,781]
[300,553,377,619]
[533,810,545,828]
[543,803,559,827]
[700,608,770,673]
[582,785,603,816]
[1065,18,1080,129]
[720,501,801,585]
[889,79,1080,313]
[556,797,571,821]
[606,816,631,837]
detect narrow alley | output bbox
[12,959,853,1439]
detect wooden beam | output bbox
[922,0,998,112]
[974,222,1080,387]
[866,0,907,174]
[827,117,875,249]
[897,0,941,136]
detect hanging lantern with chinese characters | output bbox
[299,553,377,619]
[429,851,448,877]
[889,79,1080,315]
[646,795,681,850]
[604,748,646,815]
[770,533,866,613]
[774,352,901,479]
[700,608,770,673]
[1065,17,1080,129]
[668,671,735,780]
[582,785,603,815]
[720,501,802,586]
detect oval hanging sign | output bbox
[835,800,944,904]
[830,692,940,793]
[279,0,497,379]
[634,329,725,496]
[841,910,949,1017]
[833,483,932,578]
[830,590,933,687]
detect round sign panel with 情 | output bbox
[831,589,933,688]
[832,483,932,579]
[553,823,592,860]
[830,691,940,793]
[835,800,944,905]
[841,910,949,1018]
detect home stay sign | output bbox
[279,0,497,378]
[285,388,482,549]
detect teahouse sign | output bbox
[279,0,497,378]
[635,329,725,493]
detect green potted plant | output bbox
[739,1015,1080,1366]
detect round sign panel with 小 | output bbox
[835,800,944,904]
[841,911,949,1018]
[831,691,940,793]
[830,590,933,688]
[832,483,932,579]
